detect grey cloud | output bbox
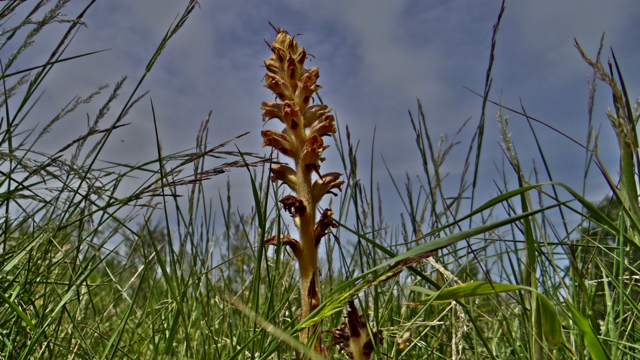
[6,0,636,225]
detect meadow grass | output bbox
[0,1,638,359]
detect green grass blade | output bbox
[300,201,565,329]
[0,49,110,80]
[409,281,563,348]
[0,289,35,331]
[565,299,611,360]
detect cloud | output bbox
[5,0,636,226]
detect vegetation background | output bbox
[0,1,638,359]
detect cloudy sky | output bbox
[6,0,639,231]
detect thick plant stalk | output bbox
[260,29,344,352]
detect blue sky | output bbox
[8,0,640,231]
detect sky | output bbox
[4,0,640,235]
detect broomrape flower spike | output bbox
[260,28,344,354]
[323,301,383,360]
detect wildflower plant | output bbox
[260,28,343,350]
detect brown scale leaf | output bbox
[307,271,320,312]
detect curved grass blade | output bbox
[299,201,565,330]
[231,296,325,360]
[0,49,109,80]
[565,299,611,360]
[408,281,563,348]
[0,290,35,331]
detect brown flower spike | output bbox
[260,28,344,353]
[323,301,383,360]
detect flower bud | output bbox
[312,172,344,203]
[302,104,332,128]
[295,68,321,110]
[272,29,298,55]
[282,101,302,132]
[264,73,293,102]
[264,59,280,75]
[301,135,328,171]
[295,46,307,68]
[285,56,299,84]
[270,164,297,191]
[261,101,284,124]
[261,129,295,158]
[307,114,337,138]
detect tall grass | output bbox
[0,1,638,359]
